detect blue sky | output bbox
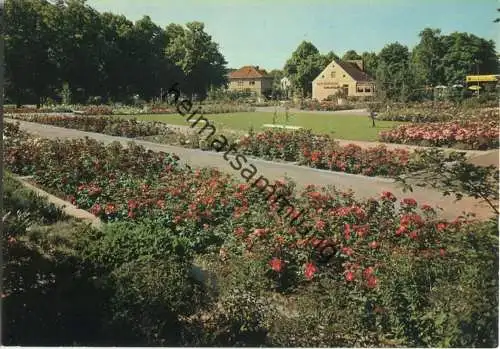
[87,0,499,70]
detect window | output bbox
[343,74,346,78]
[237,81,244,86]
[364,87,371,93]
[249,81,255,86]
[357,86,363,93]
[322,75,325,79]
[330,72,336,78]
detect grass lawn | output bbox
[124,112,403,141]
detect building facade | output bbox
[228,65,273,96]
[312,59,376,101]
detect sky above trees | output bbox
[86,0,499,70]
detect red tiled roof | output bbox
[336,60,374,82]
[229,65,270,79]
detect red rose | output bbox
[366,276,377,288]
[341,247,354,256]
[304,262,318,280]
[401,198,418,207]
[363,266,375,279]
[369,241,379,249]
[269,258,285,272]
[315,220,326,231]
[344,223,351,240]
[396,226,407,236]
[381,191,396,202]
[436,222,447,231]
[345,271,355,282]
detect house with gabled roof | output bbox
[228,65,273,96]
[312,59,376,101]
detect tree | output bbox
[342,50,362,61]
[284,41,324,98]
[360,51,379,77]
[5,0,60,106]
[440,32,499,85]
[411,28,446,87]
[164,21,227,98]
[376,42,417,101]
[320,50,340,66]
[268,69,285,99]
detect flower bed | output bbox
[299,99,355,111]
[379,120,500,150]
[377,105,499,123]
[238,129,415,177]
[8,114,173,138]
[3,123,470,284]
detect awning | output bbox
[466,75,499,83]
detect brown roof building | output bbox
[227,65,273,96]
[312,59,376,101]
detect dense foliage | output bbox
[5,0,227,106]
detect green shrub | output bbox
[103,258,205,346]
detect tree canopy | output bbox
[5,0,228,105]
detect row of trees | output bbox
[5,0,499,105]
[280,28,498,101]
[5,0,227,106]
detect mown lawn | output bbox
[124,112,404,141]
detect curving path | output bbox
[8,119,496,221]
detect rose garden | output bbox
[3,0,500,346]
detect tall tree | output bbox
[320,50,340,66]
[164,21,227,98]
[284,41,324,98]
[360,51,379,77]
[342,50,362,61]
[411,28,445,87]
[440,32,499,84]
[5,0,59,106]
[376,42,417,101]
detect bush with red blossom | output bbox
[379,120,499,150]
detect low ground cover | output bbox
[3,122,498,347]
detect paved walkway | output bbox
[8,119,496,221]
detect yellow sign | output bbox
[466,75,499,83]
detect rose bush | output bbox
[237,129,420,176]
[379,120,499,150]
[299,99,355,111]
[8,114,173,138]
